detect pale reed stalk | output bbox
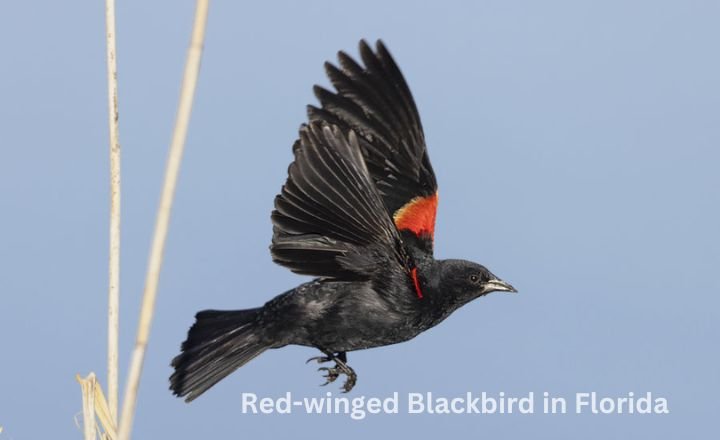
[105,0,121,426]
[117,1,210,439]
[78,373,97,440]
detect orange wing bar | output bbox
[393,192,438,239]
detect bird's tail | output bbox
[170,308,268,402]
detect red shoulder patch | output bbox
[393,192,438,239]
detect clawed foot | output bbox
[306,355,333,364]
[318,366,340,385]
[306,351,357,392]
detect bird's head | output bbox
[431,259,516,307]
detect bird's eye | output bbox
[469,274,480,283]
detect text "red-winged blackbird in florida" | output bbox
[170,40,517,402]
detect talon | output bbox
[318,367,339,385]
[308,351,356,391]
[341,373,357,393]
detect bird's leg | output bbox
[306,350,342,385]
[332,352,356,392]
[306,350,357,392]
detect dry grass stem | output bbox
[77,373,97,440]
[105,0,121,425]
[117,1,210,439]
[76,373,117,440]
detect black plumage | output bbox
[170,40,516,402]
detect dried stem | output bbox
[77,373,98,440]
[117,1,210,439]
[105,0,121,426]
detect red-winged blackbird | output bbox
[170,40,516,402]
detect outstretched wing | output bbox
[271,122,411,282]
[307,40,439,256]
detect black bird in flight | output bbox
[170,40,516,401]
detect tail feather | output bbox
[170,308,268,402]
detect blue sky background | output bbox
[1,0,718,438]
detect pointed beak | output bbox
[484,278,517,294]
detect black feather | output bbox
[271,122,410,280]
[307,40,438,229]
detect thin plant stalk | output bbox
[105,0,121,425]
[78,373,97,440]
[117,1,210,439]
